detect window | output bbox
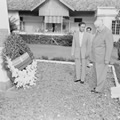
[112,20,120,35]
[46,23,61,32]
[74,18,82,22]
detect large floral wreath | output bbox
[6,56,37,89]
[2,33,38,89]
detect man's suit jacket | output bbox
[91,27,113,63]
[71,31,91,59]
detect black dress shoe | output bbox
[91,89,95,93]
[80,80,84,84]
[91,89,100,94]
[74,79,81,82]
[87,65,90,68]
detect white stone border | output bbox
[36,59,75,65]
[110,65,120,99]
[110,65,120,86]
[36,59,111,67]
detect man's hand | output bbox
[85,54,90,59]
[71,53,74,58]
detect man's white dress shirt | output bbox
[79,32,84,47]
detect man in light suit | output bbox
[91,19,113,93]
[71,22,91,84]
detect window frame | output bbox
[112,20,120,35]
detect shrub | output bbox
[67,58,75,62]
[113,42,118,48]
[115,39,120,60]
[2,33,34,83]
[51,57,66,61]
[2,33,34,60]
[41,56,49,60]
[20,34,73,46]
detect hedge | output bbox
[114,39,120,60]
[20,34,73,46]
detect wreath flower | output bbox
[6,56,37,89]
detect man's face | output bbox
[79,24,86,32]
[87,29,91,33]
[95,24,102,32]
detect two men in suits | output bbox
[71,19,113,94]
[71,22,91,84]
[91,19,113,93]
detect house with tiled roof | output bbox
[7,0,120,41]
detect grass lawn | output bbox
[28,44,72,60]
[0,62,120,120]
[0,44,120,120]
[28,44,120,64]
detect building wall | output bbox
[97,7,117,29]
[8,13,96,34]
[23,16,44,33]
[97,16,119,41]
[0,0,10,30]
[8,11,44,33]
[0,0,10,46]
[8,7,120,41]
[70,16,96,34]
[39,0,69,16]
[97,7,118,41]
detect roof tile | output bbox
[7,0,120,11]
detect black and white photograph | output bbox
[0,0,120,119]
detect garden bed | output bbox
[0,62,120,120]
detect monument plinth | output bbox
[0,0,13,91]
[0,0,10,46]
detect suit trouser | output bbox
[75,58,86,81]
[93,62,108,92]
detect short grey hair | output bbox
[94,19,104,27]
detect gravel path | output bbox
[0,62,120,120]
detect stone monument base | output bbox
[0,0,13,91]
[0,47,13,91]
[0,29,8,47]
[0,81,13,91]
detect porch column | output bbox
[0,0,10,46]
[44,16,46,32]
[69,18,70,32]
[44,23,46,32]
[60,16,63,33]
[20,21,24,31]
[61,22,63,33]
